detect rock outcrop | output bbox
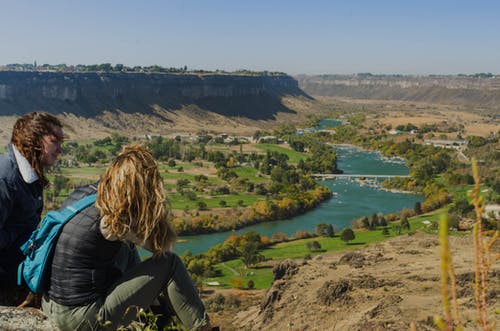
[0,306,59,331]
[0,72,308,120]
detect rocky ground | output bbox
[0,306,58,330]
[210,231,499,331]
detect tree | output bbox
[379,216,387,227]
[400,217,410,231]
[326,224,335,237]
[239,242,264,268]
[356,216,370,230]
[315,223,329,236]
[312,240,322,251]
[340,228,355,244]
[449,197,474,216]
[53,175,70,197]
[197,201,208,211]
[413,201,422,215]
[369,213,379,229]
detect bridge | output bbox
[311,174,410,180]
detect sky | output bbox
[0,0,499,75]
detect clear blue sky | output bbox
[1,0,499,75]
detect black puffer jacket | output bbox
[47,184,123,306]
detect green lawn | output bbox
[255,144,308,163]
[205,259,274,290]
[232,166,268,183]
[167,192,265,209]
[60,166,107,177]
[162,171,205,182]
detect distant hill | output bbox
[296,74,500,112]
[0,72,316,142]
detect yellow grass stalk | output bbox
[470,158,497,331]
[436,214,454,331]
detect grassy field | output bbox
[232,166,268,183]
[167,192,265,209]
[255,143,308,164]
[204,208,448,290]
[60,166,107,178]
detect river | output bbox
[168,120,422,255]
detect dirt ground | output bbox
[317,96,500,138]
[210,231,499,331]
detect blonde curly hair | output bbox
[96,144,176,255]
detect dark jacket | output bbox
[0,144,43,285]
[48,184,127,306]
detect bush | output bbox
[230,278,244,289]
[340,228,355,243]
[197,201,208,211]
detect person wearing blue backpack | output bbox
[0,112,63,303]
[42,145,211,331]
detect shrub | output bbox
[197,201,208,211]
[230,278,244,289]
[340,228,355,243]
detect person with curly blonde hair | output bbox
[0,112,63,297]
[42,145,211,331]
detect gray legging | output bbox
[42,251,209,331]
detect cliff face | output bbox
[0,72,307,120]
[297,74,500,110]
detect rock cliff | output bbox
[0,72,307,120]
[297,74,500,111]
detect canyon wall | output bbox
[297,74,500,111]
[0,72,306,120]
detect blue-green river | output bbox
[169,123,422,255]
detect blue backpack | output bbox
[17,194,97,293]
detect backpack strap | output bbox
[55,193,98,223]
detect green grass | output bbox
[159,162,202,172]
[232,166,268,183]
[206,259,274,290]
[167,192,265,209]
[162,171,205,182]
[255,144,308,163]
[60,166,107,177]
